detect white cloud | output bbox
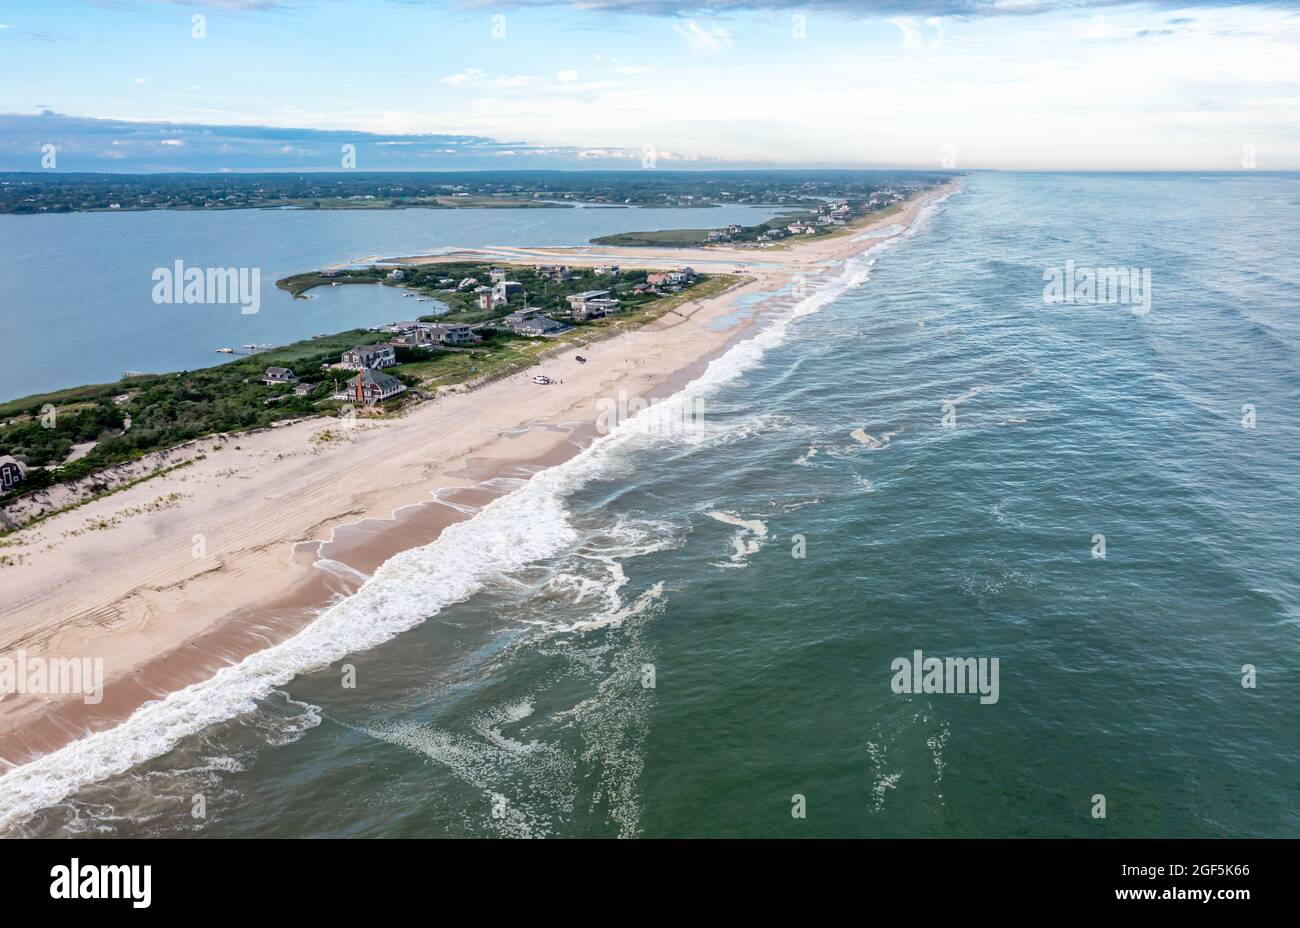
[672,20,732,56]
[886,17,923,50]
[440,69,539,89]
[556,69,579,81]
[440,68,486,86]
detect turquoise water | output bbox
[5,173,1298,837]
[0,202,779,401]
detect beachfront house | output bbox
[386,268,405,281]
[0,455,26,492]
[570,297,621,321]
[410,322,480,347]
[391,322,481,349]
[489,267,508,283]
[566,289,611,314]
[340,368,407,406]
[262,366,298,385]
[501,309,570,338]
[492,280,523,303]
[340,343,397,370]
[646,270,695,289]
[539,265,572,282]
[293,382,316,397]
[428,323,480,346]
[594,265,620,276]
[456,277,479,291]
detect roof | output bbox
[516,315,566,332]
[0,454,25,472]
[358,368,403,390]
[265,366,293,375]
[348,343,392,355]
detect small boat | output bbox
[215,347,234,354]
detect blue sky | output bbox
[1,0,1297,171]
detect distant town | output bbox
[591,186,914,248]
[0,169,956,214]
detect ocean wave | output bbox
[0,188,952,832]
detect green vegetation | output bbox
[2,264,731,508]
[278,262,697,325]
[0,330,375,503]
[589,228,717,247]
[249,195,560,211]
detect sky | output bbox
[0,0,1297,171]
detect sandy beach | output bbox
[0,184,954,770]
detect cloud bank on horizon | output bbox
[1,0,1297,171]
[0,112,706,172]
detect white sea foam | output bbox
[706,510,769,568]
[577,582,666,631]
[313,558,371,585]
[0,188,951,832]
[849,428,886,449]
[532,514,680,632]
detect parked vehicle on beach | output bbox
[533,375,553,385]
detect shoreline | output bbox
[0,182,957,811]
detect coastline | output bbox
[0,182,957,814]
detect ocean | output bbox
[0,201,779,402]
[3,172,1298,837]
